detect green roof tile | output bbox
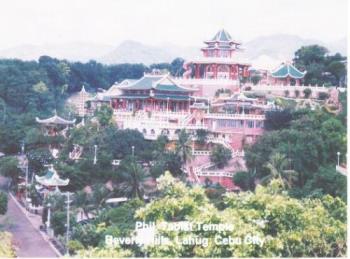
[271,63,306,79]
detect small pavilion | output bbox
[270,62,306,85]
[36,111,76,136]
[35,165,69,191]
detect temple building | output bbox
[177,29,251,97]
[111,74,197,113]
[268,62,306,85]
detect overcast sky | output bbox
[0,0,347,49]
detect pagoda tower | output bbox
[178,29,251,97]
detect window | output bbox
[247,120,254,128]
[255,121,264,128]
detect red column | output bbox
[214,64,218,79]
[195,64,200,79]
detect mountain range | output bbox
[0,34,346,70]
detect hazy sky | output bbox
[0,0,347,49]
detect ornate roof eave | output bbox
[36,115,76,125]
[35,167,70,187]
[271,62,307,79]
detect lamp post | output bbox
[337,152,340,166]
[25,160,29,206]
[93,145,98,165]
[132,146,135,157]
[21,141,25,155]
[46,203,51,229]
[64,192,72,256]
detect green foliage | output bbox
[99,199,144,236]
[0,192,8,215]
[251,74,262,85]
[303,88,312,98]
[134,174,346,257]
[175,129,192,164]
[233,170,256,191]
[0,232,16,257]
[118,157,145,199]
[210,144,232,168]
[318,92,329,100]
[195,129,209,145]
[67,240,84,255]
[245,109,347,200]
[265,109,293,130]
[27,147,53,172]
[0,157,20,182]
[95,105,113,127]
[294,45,346,86]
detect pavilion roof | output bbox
[118,93,192,101]
[36,113,76,125]
[205,29,241,45]
[271,62,306,79]
[122,74,194,92]
[35,166,69,187]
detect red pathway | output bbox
[0,176,58,258]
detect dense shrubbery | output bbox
[76,173,345,257]
[245,109,347,200]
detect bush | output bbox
[318,92,329,100]
[284,90,290,97]
[233,171,255,191]
[0,232,16,257]
[0,192,8,215]
[303,88,312,98]
[68,240,84,255]
[210,144,232,169]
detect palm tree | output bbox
[91,184,112,212]
[175,129,193,164]
[119,158,145,200]
[261,152,298,189]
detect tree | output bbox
[303,88,312,98]
[170,58,185,76]
[284,90,289,97]
[0,157,20,183]
[118,157,145,200]
[293,45,346,86]
[175,129,192,164]
[0,192,8,215]
[210,144,232,168]
[233,169,256,191]
[251,74,262,85]
[134,173,346,257]
[261,152,298,189]
[95,105,113,127]
[265,109,293,130]
[195,129,209,145]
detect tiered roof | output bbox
[118,75,195,101]
[271,62,306,79]
[35,165,69,187]
[36,112,76,125]
[203,29,241,49]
